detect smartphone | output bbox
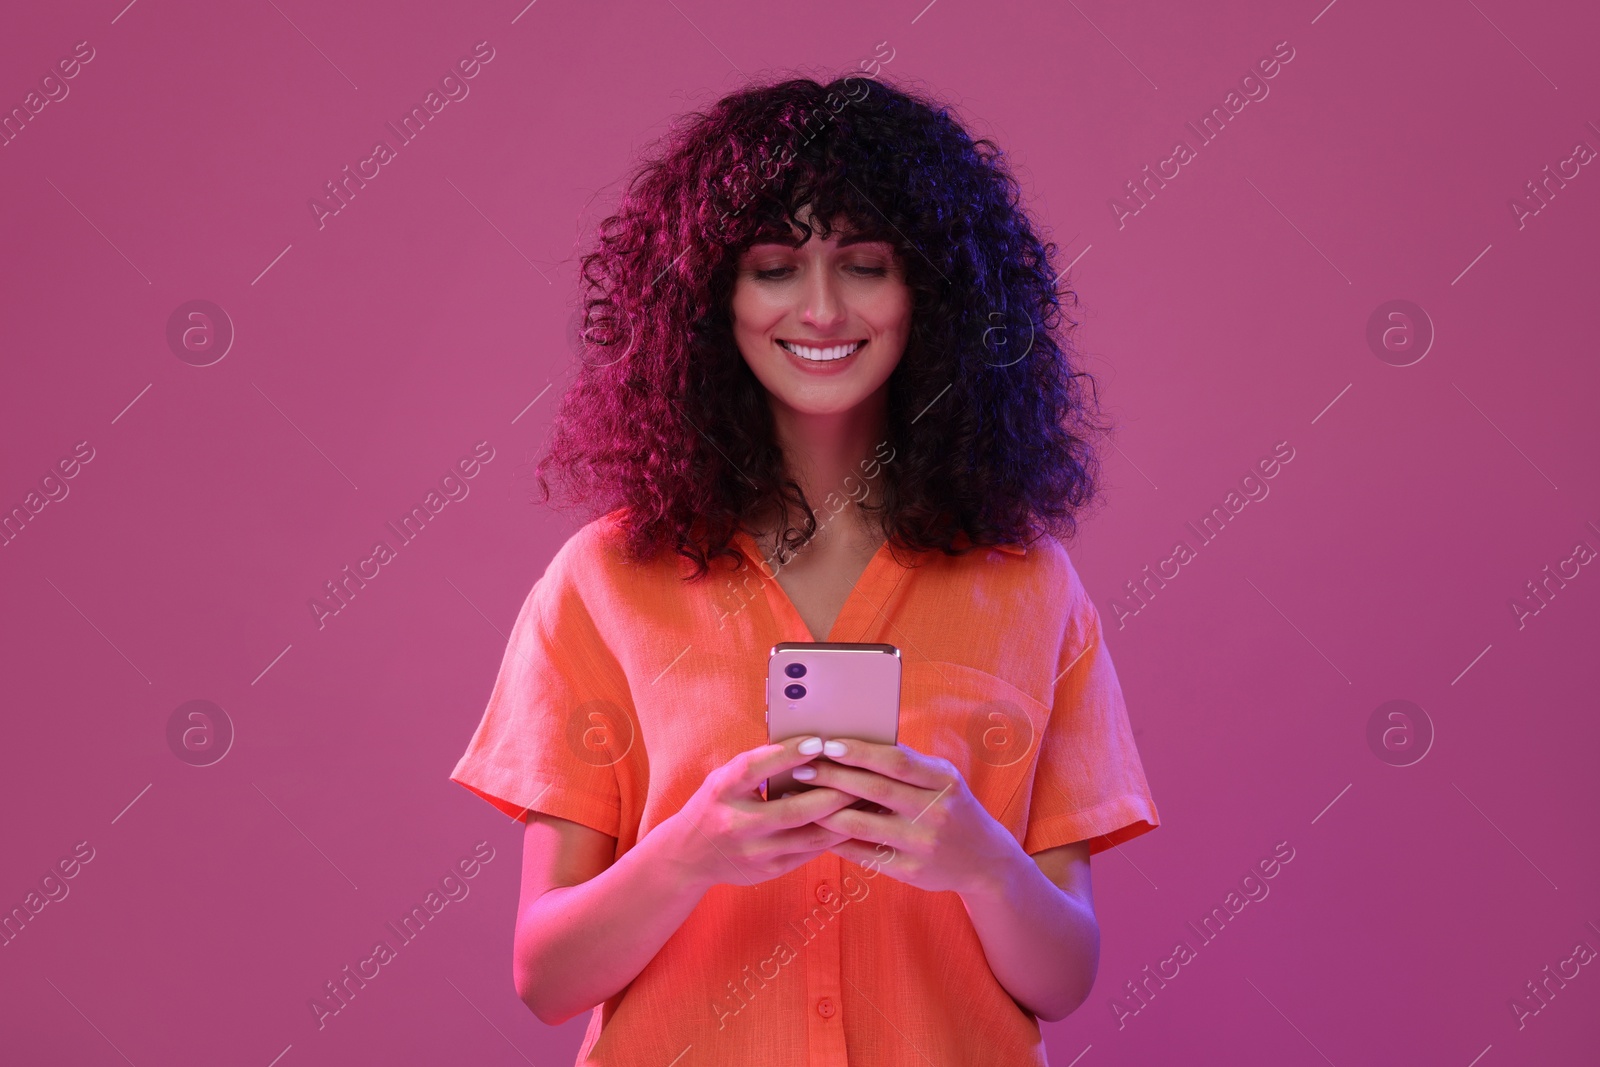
[762,641,901,808]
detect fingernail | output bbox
[792,765,817,780]
[823,739,847,756]
[798,736,823,755]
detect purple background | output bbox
[3,1,1597,1064]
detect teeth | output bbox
[779,340,865,362]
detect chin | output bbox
[778,395,871,416]
[779,375,892,412]
[780,354,898,396]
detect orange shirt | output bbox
[450,510,1159,1065]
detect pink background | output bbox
[3,0,1597,1063]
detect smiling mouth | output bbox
[777,339,867,362]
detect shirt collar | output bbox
[729,526,1026,565]
[955,533,1027,556]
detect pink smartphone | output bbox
[762,641,901,806]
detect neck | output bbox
[761,391,889,544]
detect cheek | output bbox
[729,283,787,332]
[865,282,913,334]
[861,291,912,347]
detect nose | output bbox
[799,262,848,332]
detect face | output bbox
[729,208,912,418]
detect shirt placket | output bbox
[798,557,909,1064]
[800,851,847,1065]
[734,529,905,1064]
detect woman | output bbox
[451,73,1159,1065]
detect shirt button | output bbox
[815,884,833,903]
[817,996,836,1018]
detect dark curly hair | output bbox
[533,72,1108,581]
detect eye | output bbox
[749,263,890,281]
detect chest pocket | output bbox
[897,659,1052,844]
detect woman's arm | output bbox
[514,811,710,1025]
[514,736,861,1025]
[957,840,1099,1022]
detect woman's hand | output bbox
[797,739,1018,895]
[666,735,862,891]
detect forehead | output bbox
[741,221,896,251]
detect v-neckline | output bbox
[731,528,901,643]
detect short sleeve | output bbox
[448,547,632,837]
[1022,563,1160,857]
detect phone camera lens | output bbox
[785,662,807,678]
[784,683,806,700]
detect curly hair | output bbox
[533,72,1109,581]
